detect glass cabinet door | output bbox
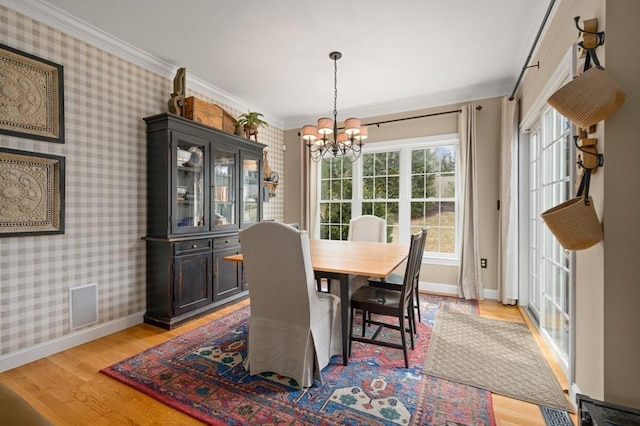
[173,134,207,234]
[213,147,237,229]
[242,154,260,226]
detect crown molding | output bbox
[0,0,285,128]
[284,78,513,130]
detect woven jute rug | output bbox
[425,311,574,412]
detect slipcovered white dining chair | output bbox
[240,221,342,388]
[326,215,387,294]
[347,215,387,243]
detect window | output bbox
[317,134,459,262]
[362,151,400,242]
[319,157,352,240]
[410,146,456,254]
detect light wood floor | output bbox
[0,295,576,425]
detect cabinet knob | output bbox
[225,240,230,243]
[192,244,198,248]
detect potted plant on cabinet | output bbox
[236,111,268,141]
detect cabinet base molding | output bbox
[144,292,248,330]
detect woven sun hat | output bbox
[548,66,626,129]
[541,195,603,250]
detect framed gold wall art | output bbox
[0,44,65,143]
[0,148,65,237]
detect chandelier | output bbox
[302,52,367,162]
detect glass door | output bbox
[172,133,207,234]
[241,153,260,227]
[541,107,572,361]
[212,146,237,229]
[528,106,573,371]
[528,125,542,323]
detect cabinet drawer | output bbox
[174,239,212,255]
[214,236,240,249]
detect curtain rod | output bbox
[297,105,482,135]
[509,0,556,101]
[363,105,482,128]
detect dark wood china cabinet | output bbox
[143,113,263,329]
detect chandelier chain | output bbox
[333,56,338,119]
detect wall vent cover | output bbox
[69,283,98,330]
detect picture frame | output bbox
[0,148,65,237]
[0,43,65,143]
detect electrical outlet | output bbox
[480,258,487,268]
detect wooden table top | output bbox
[224,239,410,278]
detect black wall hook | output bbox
[574,16,605,46]
[574,136,604,170]
[574,16,602,35]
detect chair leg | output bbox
[399,315,409,368]
[316,278,333,292]
[415,283,421,323]
[408,307,415,350]
[349,307,355,358]
[408,297,417,334]
[361,310,366,337]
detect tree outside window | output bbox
[319,157,352,240]
[317,136,457,259]
[362,151,400,242]
[410,146,456,253]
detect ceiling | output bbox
[33,0,553,129]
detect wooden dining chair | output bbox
[348,230,424,368]
[367,227,428,330]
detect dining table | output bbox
[224,238,410,365]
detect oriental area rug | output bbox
[425,311,574,413]
[101,295,495,425]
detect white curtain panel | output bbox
[457,104,484,300]
[309,158,320,238]
[302,136,320,237]
[498,97,520,305]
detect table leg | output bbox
[339,274,351,366]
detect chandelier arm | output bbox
[307,144,326,162]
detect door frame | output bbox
[519,45,577,385]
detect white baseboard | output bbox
[0,311,144,372]
[420,281,498,300]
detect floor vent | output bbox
[69,283,98,330]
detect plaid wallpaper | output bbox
[0,5,284,357]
